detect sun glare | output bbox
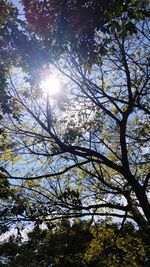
[40,76,60,96]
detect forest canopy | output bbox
[0,1,150,260]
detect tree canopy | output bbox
[0,219,149,267]
[0,0,150,245]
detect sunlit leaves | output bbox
[85,224,148,267]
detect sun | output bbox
[40,76,60,96]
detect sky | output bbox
[2,0,149,234]
[11,0,24,19]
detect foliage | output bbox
[0,220,149,267]
[22,0,149,63]
[0,0,150,243]
[85,223,150,267]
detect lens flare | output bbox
[40,76,60,95]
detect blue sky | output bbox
[11,0,24,16]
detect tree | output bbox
[84,222,150,267]
[0,220,149,267]
[22,0,149,62]
[0,0,150,235]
